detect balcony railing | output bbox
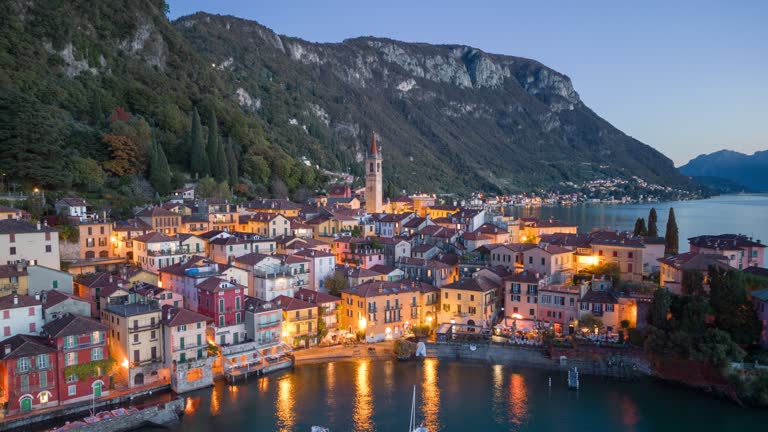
[147,248,189,257]
[173,343,207,353]
[129,323,161,332]
[258,321,281,329]
[131,357,162,367]
[20,383,55,393]
[385,305,402,311]
[63,341,105,351]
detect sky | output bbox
[168,0,768,166]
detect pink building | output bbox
[689,234,765,270]
[658,252,732,295]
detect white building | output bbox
[0,294,44,337]
[292,249,336,291]
[0,220,60,270]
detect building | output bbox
[658,252,732,294]
[0,205,22,220]
[0,262,29,297]
[1,294,44,337]
[518,217,578,242]
[688,234,765,270]
[54,197,90,219]
[588,231,645,282]
[136,207,182,235]
[274,295,318,348]
[292,249,336,291]
[439,275,500,326]
[395,257,456,287]
[294,289,341,342]
[102,300,166,388]
[503,271,547,322]
[41,290,91,324]
[244,199,302,218]
[42,314,110,405]
[26,265,74,297]
[0,334,58,415]
[160,305,212,393]
[135,283,183,309]
[364,133,383,214]
[340,280,439,342]
[233,253,307,300]
[197,278,247,346]
[536,284,585,334]
[520,245,575,284]
[132,232,205,273]
[0,219,60,270]
[159,257,246,311]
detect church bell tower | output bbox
[365,132,383,214]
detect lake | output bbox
[506,193,768,251]
[157,359,768,432]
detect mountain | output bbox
[0,0,691,202]
[679,150,768,192]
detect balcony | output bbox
[131,357,162,367]
[385,305,402,311]
[63,341,105,351]
[258,321,281,329]
[129,323,161,332]
[20,383,55,393]
[147,248,189,257]
[173,343,207,353]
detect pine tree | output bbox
[633,217,647,236]
[648,208,658,237]
[206,110,219,179]
[149,134,171,196]
[189,108,208,178]
[215,139,228,183]
[226,136,239,187]
[664,207,679,255]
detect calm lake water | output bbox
[158,359,768,432]
[507,193,768,251]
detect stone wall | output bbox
[171,357,214,394]
[72,399,184,432]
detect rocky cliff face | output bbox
[174,13,689,193]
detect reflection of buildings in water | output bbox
[617,393,640,430]
[210,382,222,416]
[276,376,296,432]
[258,375,270,393]
[421,358,441,432]
[354,360,375,432]
[184,395,200,415]
[490,364,505,423]
[325,362,337,425]
[508,373,528,425]
[383,359,395,395]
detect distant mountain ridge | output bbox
[679,150,768,192]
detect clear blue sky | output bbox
[168,0,767,166]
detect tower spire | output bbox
[370,132,378,156]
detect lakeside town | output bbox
[0,135,766,430]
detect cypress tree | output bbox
[189,108,208,178]
[215,139,228,183]
[633,217,647,236]
[226,136,239,187]
[149,134,171,196]
[206,111,218,179]
[648,208,658,237]
[664,207,679,255]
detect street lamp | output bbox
[358,317,367,331]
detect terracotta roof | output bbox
[132,232,178,243]
[234,252,275,266]
[161,305,209,327]
[105,302,160,317]
[294,288,341,305]
[273,295,316,311]
[76,272,123,288]
[0,205,21,214]
[580,290,619,304]
[292,249,335,258]
[369,265,401,275]
[245,199,302,211]
[474,223,506,235]
[396,257,452,270]
[244,296,282,313]
[42,290,87,309]
[588,231,645,248]
[0,264,28,279]
[43,314,108,338]
[196,277,246,293]
[442,276,498,293]
[536,244,574,255]
[158,256,219,276]
[342,280,438,297]
[197,230,228,240]
[0,335,55,360]
[0,219,57,234]
[0,294,41,309]
[540,233,592,249]
[335,265,379,278]
[689,234,765,250]
[113,218,152,232]
[657,252,731,271]
[136,207,179,218]
[503,271,544,284]
[56,197,89,207]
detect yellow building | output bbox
[0,263,29,297]
[274,295,318,349]
[439,275,500,326]
[588,232,645,282]
[244,199,302,218]
[101,300,167,388]
[340,280,439,342]
[424,205,460,220]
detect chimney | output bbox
[167,309,172,321]
[35,292,40,301]
[36,222,41,231]
[13,294,18,305]
[3,344,10,356]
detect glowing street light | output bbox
[358,317,367,331]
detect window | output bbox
[218,316,224,327]
[612,251,618,257]
[39,371,48,388]
[65,352,77,366]
[3,326,8,336]
[457,293,462,301]
[628,252,634,259]
[45,245,52,253]
[9,247,16,255]
[66,373,78,383]
[541,257,545,265]
[20,374,29,392]
[37,354,49,369]
[628,263,633,273]
[92,331,101,344]
[528,256,533,264]
[529,309,535,316]
[598,250,603,256]
[219,299,225,312]
[2,310,8,319]
[133,334,139,343]
[68,385,77,396]
[17,357,31,372]
[29,322,36,332]
[91,347,103,361]
[9,234,15,243]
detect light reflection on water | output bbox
[421,358,441,431]
[325,362,336,426]
[353,360,375,432]
[275,376,295,432]
[508,374,528,426]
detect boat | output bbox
[409,385,429,432]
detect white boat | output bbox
[409,385,429,432]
